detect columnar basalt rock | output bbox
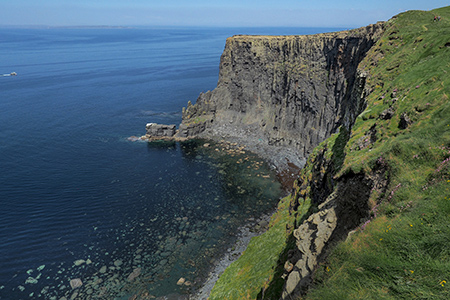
[182,23,384,164]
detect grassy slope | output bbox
[208,129,345,299]
[209,6,450,300]
[304,7,450,300]
[209,194,311,299]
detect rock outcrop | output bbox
[281,132,389,299]
[145,123,176,138]
[283,172,387,298]
[181,23,385,168]
[139,123,188,142]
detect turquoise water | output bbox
[0,27,338,299]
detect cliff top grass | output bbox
[303,6,450,299]
[226,24,383,46]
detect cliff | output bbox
[180,24,384,169]
[203,6,450,300]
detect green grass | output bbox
[209,196,311,300]
[306,178,450,300]
[302,6,450,300]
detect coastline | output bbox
[184,137,299,299]
[189,212,274,300]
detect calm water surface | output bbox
[0,27,339,299]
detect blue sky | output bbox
[1,0,448,28]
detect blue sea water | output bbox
[0,27,340,299]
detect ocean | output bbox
[0,26,339,299]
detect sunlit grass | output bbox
[209,196,311,299]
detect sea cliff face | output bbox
[181,23,384,168]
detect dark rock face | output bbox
[177,121,208,138]
[182,23,384,163]
[145,123,176,137]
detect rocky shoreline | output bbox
[134,121,306,192]
[189,213,273,300]
[146,212,273,300]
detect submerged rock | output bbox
[176,277,185,286]
[69,278,83,289]
[25,277,38,284]
[74,259,85,266]
[127,268,141,282]
[156,294,188,300]
[113,259,123,267]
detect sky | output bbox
[1,0,449,28]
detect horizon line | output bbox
[0,24,355,30]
